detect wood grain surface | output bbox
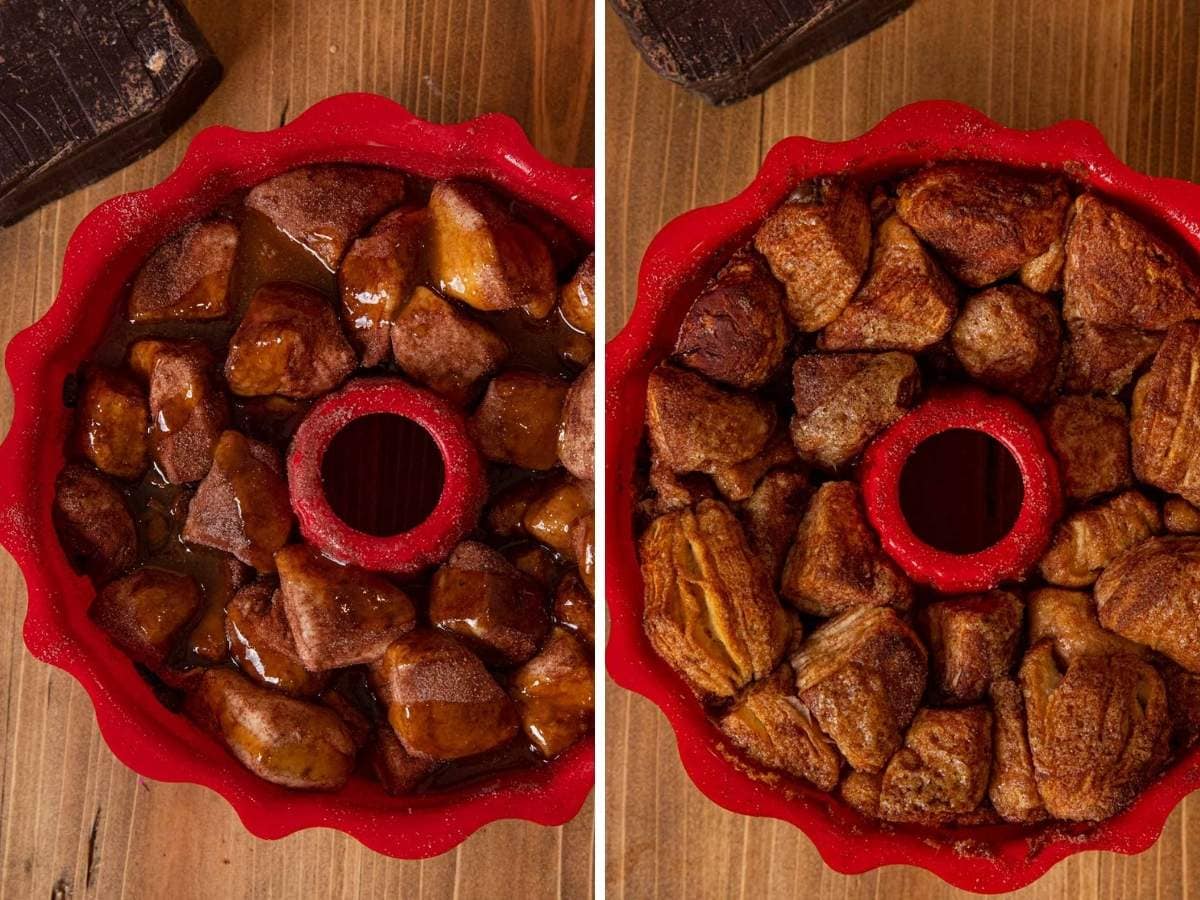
[605,0,1200,897]
[0,2,594,899]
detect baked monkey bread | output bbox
[638,161,1200,827]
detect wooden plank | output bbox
[0,2,594,898]
[604,0,1200,897]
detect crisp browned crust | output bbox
[819,215,958,352]
[780,481,912,617]
[896,163,1070,287]
[789,351,920,470]
[1026,587,1144,665]
[1131,323,1200,505]
[1020,643,1168,821]
[737,468,811,586]
[877,706,993,825]
[129,220,239,323]
[921,591,1023,703]
[246,165,407,269]
[988,677,1046,823]
[1061,321,1161,396]
[717,665,843,790]
[640,500,789,701]
[1038,491,1162,587]
[1063,194,1200,329]
[951,284,1061,405]
[1094,536,1200,671]
[709,427,798,502]
[1041,394,1133,502]
[753,179,871,331]
[791,606,927,774]
[1164,496,1200,534]
[646,364,776,478]
[674,250,791,389]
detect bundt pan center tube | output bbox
[860,386,1063,594]
[605,100,1200,893]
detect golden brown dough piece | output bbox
[185,555,251,665]
[558,363,594,481]
[427,180,557,318]
[895,163,1070,287]
[673,251,791,389]
[1038,491,1162,587]
[1131,323,1200,506]
[338,206,427,367]
[559,252,595,335]
[1025,587,1144,665]
[89,567,202,669]
[370,630,519,760]
[553,571,594,645]
[182,431,294,572]
[390,286,509,406]
[738,468,811,585]
[791,606,927,773]
[188,668,356,790]
[141,341,230,484]
[1061,322,1161,396]
[1019,235,1066,294]
[789,351,920,470]
[1041,395,1132,502]
[708,427,798,502]
[646,364,776,480]
[1164,496,1200,534]
[522,476,592,558]
[988,677,1046,823]
[753,180,871,331]
[839,771,883,818]
[225,582,328,697]
[921,591,1023,703]
[951,285,1061,405]
[818,215,957,352]
[511,627,594,758]
[429,541,549,666]
[470,370,570,470]
[572,512,595,594]
[876,706,992,825]
[53,464,137,584]
[1063,194,1200,329]
[370,726,438,794]
[1094,536,1200,671]
[128,220,239,322]
[1020,642,1168,820]
[717,664,842,790]
[780,481,912,617]
[73,366,149,481]
[225,283,357,399]
[246,164,407,269]
[640,500,789,701]
[275,544,417,671]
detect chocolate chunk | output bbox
[0,0,221,225]
[610,0,914,106]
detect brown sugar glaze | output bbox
[73,174,590,793]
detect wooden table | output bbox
[0,2,594,898]
[605,0,1200,897]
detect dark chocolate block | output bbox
[610,0,915,106]
[0,0,222,226]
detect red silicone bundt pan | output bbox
[0,94,593,859]
[606,100,1200,893]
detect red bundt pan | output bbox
[0,94,593,859]
[606,100,1200,893]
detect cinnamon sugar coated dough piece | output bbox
[921,591,1023,704]
[791,606,927,774]
[559,252,595,335]
[988,677,1046,823]
[1042,394,1133,501]
[470,369,570,470]
[52,464,137,584]
[89,567,202,669]
[673,250,791,388]
[1061,321,1161,396]
[754,179,871,331]
[1132,322,1200,506]
[1164,496,1200,533]
[73,367,149,480]
[1094,536,1200,671]
[951,284,1061,405]
[896,163,1070,287]
[1063,194,1200,329]
[737,468,811,585]
[511,627,594,758]
[789,351,920,470]
[142,341,230,484]
[640,500,789,701]
[557,363,595,481]
[818,215,957,352]
[225,582,328,697]
[781,481,912,617]
[246,165,408,269]
[717,664,842,790]
[1025,587,1145,664]
[1038,491,1162,587]
[128,220,239,322]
